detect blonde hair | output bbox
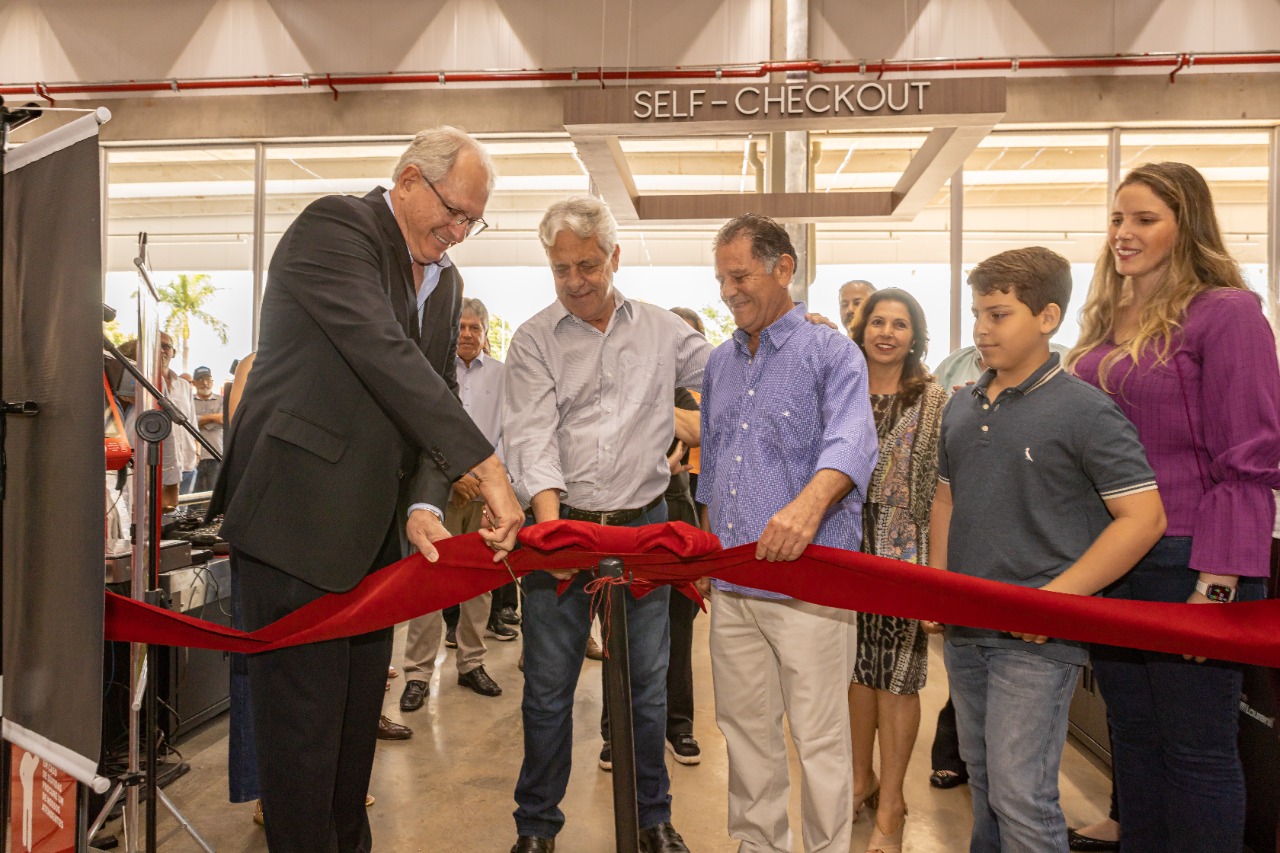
[1067,162,1248,388]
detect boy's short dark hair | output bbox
[968,247,1072,326]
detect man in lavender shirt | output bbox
[697,214,878,852]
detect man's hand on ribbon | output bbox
[407,508,452,562]
[472,453,523,560]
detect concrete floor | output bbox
[104,617,1113,852]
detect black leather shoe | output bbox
[929,769,968,789]
[399,679,429,712]
[639,821,689,853]
[1068,828,1119,851]
[499,606,521,625]
[485,620,518,641]
[458,665,502,696]
[510,835,555,852]
[444,625,457,648]
[376,715,412,740]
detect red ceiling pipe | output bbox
[2,51,1279,99]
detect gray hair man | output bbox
[502,196,710,853]
[699,214,877,852]
[212,126,521,853]
[398,297,513,713]
[838,278,877,336]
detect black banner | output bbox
[2,113,106,787]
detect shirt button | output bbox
[981,425,989,432]
[735,455,742,462]
[730,489,737,496]
[982,404,989,410]
[783,411,790,417]
[748,389,755,396]
[727,522,733,530]
[741,423,749,430]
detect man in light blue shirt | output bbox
[698,214,878,853]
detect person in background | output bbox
[847,288,947,851]
[1069,161,1280,853]
[400,297,510,710]
[662,305,707,767]
[162,332,199,496]
[838,279,877,336]
[191,366,223,492]
[699,214,877,853]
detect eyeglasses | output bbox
[422,175,488,238]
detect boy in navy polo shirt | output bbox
[925,247,1165,853]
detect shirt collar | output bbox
[732,301,806,355]
[972,351,1062,399]
[456,352,487,369]
[382,190,452,270]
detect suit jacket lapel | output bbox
[362,188,419,341]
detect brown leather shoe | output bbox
[510,836,555,852]
[585,636,605,661]
[376,714,412,740]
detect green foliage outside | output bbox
[488,313,514,361]
[159,274,228,373]
[698,304,735,346]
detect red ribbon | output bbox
[104,520,1280,668]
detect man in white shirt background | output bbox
[399,297,511,710]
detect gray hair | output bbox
[538,196,618,257]
[840,279,877,294]
[460,297,489,330]
[393,126,496,193]
[713,214,796,274]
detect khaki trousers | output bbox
[402,501,490,678]
[710,589,856,853]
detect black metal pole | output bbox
[598,556,640,853]
[144,437,160,852]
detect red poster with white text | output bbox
[8,744,77,853]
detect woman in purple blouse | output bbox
[1068,161,1280,853]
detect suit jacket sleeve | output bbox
[278,196,491,473]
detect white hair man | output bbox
[213,126,522,853]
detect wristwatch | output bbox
[1194,580,1237,603]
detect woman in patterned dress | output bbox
[848,288,947,853]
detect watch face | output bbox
[1205,584,1235,602]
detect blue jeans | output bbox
[513,502,672,839]
[179,468,197,494]
[1091,537,1265,853]
[945,642,1079,853]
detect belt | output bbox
[562,494,663,527]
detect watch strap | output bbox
[1195,580,1237,603]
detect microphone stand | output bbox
[89,338,217,851]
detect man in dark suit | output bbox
[212,126,522,853]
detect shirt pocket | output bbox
[762,406,814,455]
[622,354,663,407]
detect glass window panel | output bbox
[1120,130,1270,300]
[105,146,256,384]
